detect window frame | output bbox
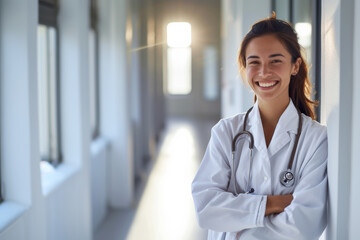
[313,0,322,121]
[89,0,100,139]
[39,0,58,27]
[38,0,62,166]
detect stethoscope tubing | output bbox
[231,105,302,195]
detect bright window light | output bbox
[167,48,192,95]
[166,22,192,95]
[295,22,312,48]
[167,22,191,47]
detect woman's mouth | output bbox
[256,81,279,88]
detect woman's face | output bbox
[245,34,301,106]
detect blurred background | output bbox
[0,0,360,239]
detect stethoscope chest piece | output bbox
[280,169,295,187]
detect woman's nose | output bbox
[259,64,271,77]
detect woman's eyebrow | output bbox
[246,55,259,60]
[247,53,285,60]
[269,53,285,58]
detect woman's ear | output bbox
[292,57,302,75]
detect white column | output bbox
[322,0,356,239]
[0,0,46,239]
[349,0,360,238]
[99,0,134,207]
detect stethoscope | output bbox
[231,106,302,196]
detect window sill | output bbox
[91,136,109,155]
[0,201,28,232]
[41,163,80,196]
[41,136,109,196]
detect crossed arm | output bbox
[192,123,328,238]
[265,194,293,216]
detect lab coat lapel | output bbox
[267,100,299,158]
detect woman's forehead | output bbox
[245,35,290,58]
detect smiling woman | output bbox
[192,15,328,240]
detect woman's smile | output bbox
[256,80,279,89]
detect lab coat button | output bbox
[264,176,268,181]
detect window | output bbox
[38,0,61,165]
[89,0,100,139]
[166,22,192,95]
[203,46,219,100]
[272,0,321,121]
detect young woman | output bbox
[192,15,327,239]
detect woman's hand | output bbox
[265,194,293,216]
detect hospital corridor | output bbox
[94,118,213,240]
[1,0,360,240]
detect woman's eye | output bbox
[248,61,259,65]
[271,59,282,63]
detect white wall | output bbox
[90,138,108,231]
[98,0,134,208]
[349,1,360,238]
[0,0,45,239]
[321,0,341,237]
[322,0,360,239]
[41,0,93,239]
[0,0,94,238]
[221,0,270,118]
[0,0,134,239]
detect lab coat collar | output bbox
[274,99,299,135]
[247,99,300,156]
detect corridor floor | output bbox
[94,117,218,240]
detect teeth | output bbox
[258,81,276,87]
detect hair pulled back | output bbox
[238,13,317,120]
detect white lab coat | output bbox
[192,100,328,240]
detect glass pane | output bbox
[203,46,218,100]
[293,0,312,65]
[292,0,313,100]
[167,48,192,95]
[37,25,50,161]
[37,25,59,164]
[48,27,59,161]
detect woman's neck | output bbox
[257,97,290,147]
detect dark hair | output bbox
[238,13,317,120]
